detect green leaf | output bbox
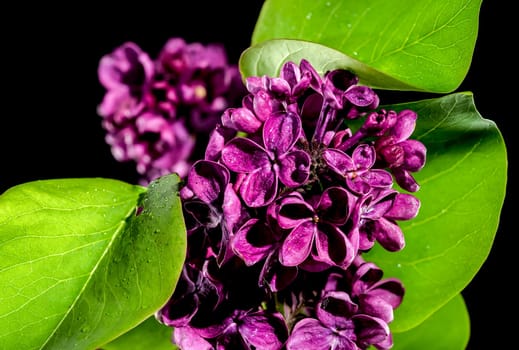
[0,174,187,350]
[391,294,469,349]
[100,316,177,350]
[251,0,481,92]
[364,92,507,332]
[239,39,417,90]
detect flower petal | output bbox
[286,318,338,350]
[280,220,315,266]
[372,218,406,252]
[317,186,354,225]
[221,137,270,172]
[385,193,420,220]
[232,219,276,266]
[240,167,278,207]
[240,311,288,350]
[315,223,356,268]
[352,314,390,348]
[323,148,355,175]
[188,160,229,203]
[263,111,302,154]
[278,150,311,187]
[173,326,214,350]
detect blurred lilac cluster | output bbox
[97,38,246,185]
[156,59,426,349]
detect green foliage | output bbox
[239,39,416,90]
[250,0,481,93]
[0,175,186,349]
[390,294,470,349]
[363,93,506,332]
[100,316,178,350]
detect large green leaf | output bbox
[100,316,177,350]
[391,294,469,349]
[364,92,507,332]
[251,0,481,92]
[0,174,187,349]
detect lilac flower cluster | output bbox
[97,38,246,185]
[156,59,426,349]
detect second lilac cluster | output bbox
[97,38,247,185]
[156,59,426,350]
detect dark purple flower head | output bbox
[158,58,425,350]
[98,38,246,185]
[98,41,154,94]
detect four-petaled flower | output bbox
[221,111,311,207]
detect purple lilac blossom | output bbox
[97,38,247,185]
[156,58,426,350]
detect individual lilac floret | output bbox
[273,188,358,269]
[221,111,311,207]
[354,188,421,252]
[98,38,246,185]
[323,144,394,195]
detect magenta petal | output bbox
[367,278,405,310]
[372,218,406,252]
[173,326,213,350]
[263,112,301,154]
[317,187,353,224]
[323,148,355,174]
[359,294,395,323]
[317,291,357,329]
[363,169,394,188]
[286,318,335,350]
[205,124,236,161]
[240,167,278,207]
[278,150,311,187]
[344,85,378,107]
[232,219,274,266]
[240,312,288,350]
[221,107,262,133]
[315,224,355,268]
[188,160,229,203]
[222,184,242,230]
[392,109,417,141]
[401,139,427,171]
[352,144,376,170]
[385,193,420,220]
[221,137,270,172]
[259,254,298,292]
[353,314,390,347]
[276,192,314,229]
[280,220,315,266]
[393,167,420,192]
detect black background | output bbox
[2,1,513,348]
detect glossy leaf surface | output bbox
[364,92,507,332]
[0,174,186,349]
[251,0,481,92]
